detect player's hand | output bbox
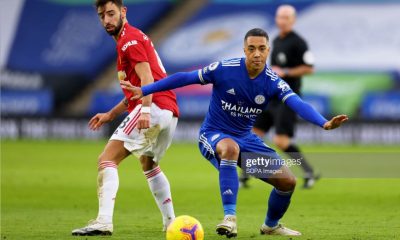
[136,113,150,130]
[119,80,143,100]
[89,112,114,131]
[323,114,349,130]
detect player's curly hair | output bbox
[244,28,269,42]
[95,0,123,9]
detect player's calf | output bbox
[276,175,296,191]
[142,157,175,231]
[267,165,297,191]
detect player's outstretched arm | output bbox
[120,71,202,100]
[285,94,348,130]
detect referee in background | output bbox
[241,5,319,188]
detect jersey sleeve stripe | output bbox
[198,69,206,84]
[221,64,241,67]
[222,61,241,64]
[222,58,241,63]
[282,93,296,103]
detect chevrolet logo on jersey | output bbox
[121,40,138,51]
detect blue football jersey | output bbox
[197,57,296,136]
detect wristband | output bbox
[141,106,151,114]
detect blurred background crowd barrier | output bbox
[1,0,399,144]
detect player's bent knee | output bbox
[277,176,297,191]
[223,145,240,159]
[97,151,121,167]
[98,151,107,163]
[287,176,297,189]
[216,139,240,160]
[97,141,130,166]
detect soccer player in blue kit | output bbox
[121,28,348,237]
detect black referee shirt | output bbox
[271,31,314,94]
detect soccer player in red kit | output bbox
[72,0,179,236]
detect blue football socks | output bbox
[219,159,239,216]
[265,188,293,227]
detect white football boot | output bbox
[260,223,301,236]
[216,215,237,238]
[72,219,113,236]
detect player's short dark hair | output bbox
[244,28,269,42]
[95,0,123,9]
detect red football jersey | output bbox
[116,23,179,117]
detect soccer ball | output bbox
[166,215,204,240]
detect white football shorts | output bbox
[110,103,177,163]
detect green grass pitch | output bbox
[1,140,400,239]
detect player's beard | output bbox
[106,16,123,36]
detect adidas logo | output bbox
[226,88,235,95]
[223,189,234,195]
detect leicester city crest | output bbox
[255,95,265,105]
